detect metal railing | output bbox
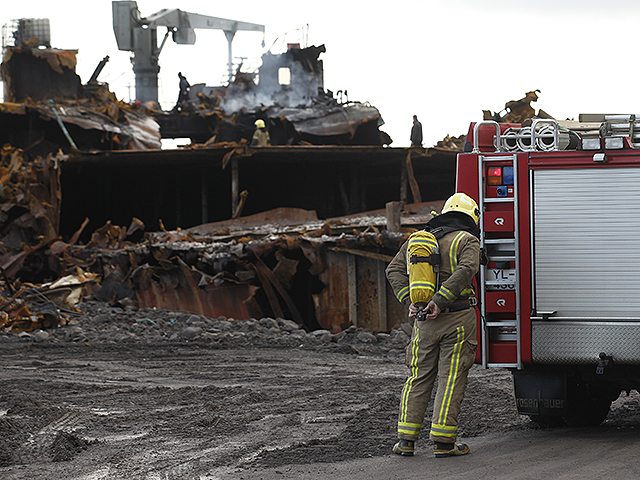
[472,119,562,153]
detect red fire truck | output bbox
[457,117,640,426]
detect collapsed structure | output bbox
[156,43,388,147]
[0,138,449,335]
[0,16,462,335]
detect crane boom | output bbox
[146,9,264,33]
[112,1,265,104]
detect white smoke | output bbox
[220,60,320,113]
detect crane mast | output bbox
[112,1,264,105]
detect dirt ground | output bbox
[2,301,640,479]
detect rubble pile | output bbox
[0,144,81,321]
[1,46,162,153]
[0,198,419,336]
[0,89,162,152]
[435,134,465,151]
[482,89,554,124]
[66,214,408,326]
[0,144,61,253]
[0,298,412,356]
[0,145,100,333]
[176,81,383,148]
[0,271,98,334]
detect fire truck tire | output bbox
[528,415,565,427]
[561,397,611,427]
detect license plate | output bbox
[487,269,516,290]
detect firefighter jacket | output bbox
[251,128,270,146]
[386,227,480,310]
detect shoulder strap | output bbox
[428,225,458,240]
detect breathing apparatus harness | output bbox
[409,211,485,321]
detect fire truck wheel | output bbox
[562,397,611,427]
[528,415,565,427]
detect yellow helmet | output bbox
[254,119,266,129]
[441,193,480,225]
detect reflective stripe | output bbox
[436,231,473,304]
[398,422,422,435]
[409,281,436,291]
[399,323,421,424]
[397,286,410,302]
[449,232,466,274]
[436,326,465,426]
[431,423,457,431]
[408,237,438,248]
[430,423,458,437]
[438,285,456,302]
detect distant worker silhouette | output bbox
[411,115,423,147]
[174,72,191,111]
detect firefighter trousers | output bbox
[397,308,477,444]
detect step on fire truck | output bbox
[457,116,640,426]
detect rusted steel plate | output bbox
[188,207,318,235]
[353,256,387,332]
[135,282,258,320]
[316,251,351,333]
[254,256,302,324]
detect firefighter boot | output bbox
[392,439,415,456]
[434,442,470,458]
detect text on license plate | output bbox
[487,269,516,290]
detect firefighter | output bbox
[251,119,271,146]
[385,192,481,457]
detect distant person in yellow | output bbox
[251,119,271,146]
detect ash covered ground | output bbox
[1,301,639,479]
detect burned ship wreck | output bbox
[0,11,460,335]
